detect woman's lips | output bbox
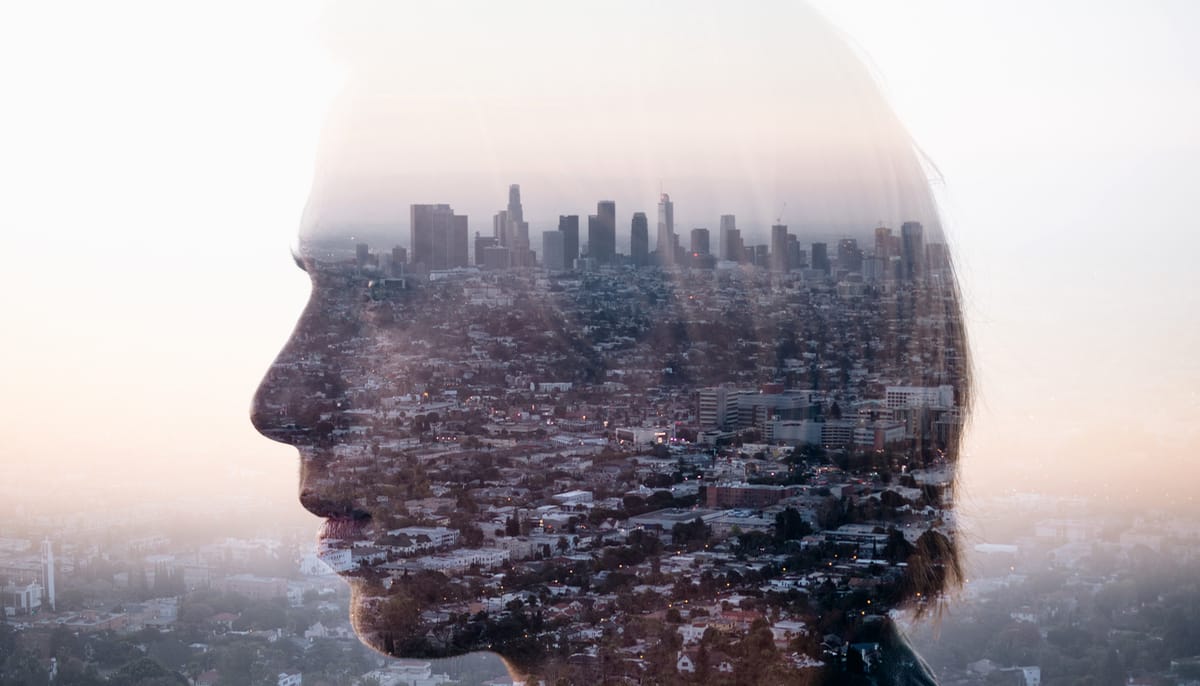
[318,515,372,545]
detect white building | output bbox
[417,548,511,574]
[551,490,593,506]
[1,580,43,615]
[390,527,459,549]
[362,659,454,686]
[884,385,954,410]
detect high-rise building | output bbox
[656,193,675,264]
[356,243,370,268]
[811,242,830,273]
[493,210,509,247]
[510,185,533,267]
[900,221,925,280]
[41,539,54,612]
[474,233,497,267]
[507,184,524,225]
[770,224,789,272]
[449,214,469,268]
[589,201,617,264]
[837,238,862,272]
[874,226,893,259]
[699,387,745,430]
[558,215,580,269]
[491,185,531,267]
[926,242,950,271]
[542,230,566,271]
[719,215,742,262]
[754,244,770,268]
[786,235,802,270]
[630,212,649,266]
[482,245,511,270]
[391,246,407,276]
[411,204,469,270]
[690,228,710,256]
[863,255,886,283]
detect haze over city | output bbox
[1,1,1198,684]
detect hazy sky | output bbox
[301,1,940,242]
[0,1,1197,520]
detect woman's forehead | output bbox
[299,2,939,246]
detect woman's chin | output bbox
[347,585,410,656]
[347,586,524,678]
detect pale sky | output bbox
[0,1,1197,518]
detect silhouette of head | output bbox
[253,3,969,681]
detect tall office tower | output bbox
[863,255,885,283]
[719,214,739,261]
[900,221,925,280]
[770,224,789,272]
[411,204,469,270]
[630,212,649,265]
[482,245,511,270]
[493,210,509,246]
[874,225,893,259]
[589,200,616,263]
[41,539,54,612]
[754,244,770,268]
[786,235,802,269]
[558,215,580,268]
[729,231,745,262]
[507,184,524,225]
[449,214,469,267]
[507,184,531,266]
[542,230,566,271]
[356,243,370,268]
[391,246,407,276]
[656,193,676,264]
[474,233,497,266]
[837,238,862,272]
[811,242,830,273]
[926,242,950,271]
[690,228,710,256]
[698,387,745,430]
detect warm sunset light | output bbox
[0,2,1196,684]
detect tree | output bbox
[1,649,49,686]
[110,657,188,685]
[774,507,813,543]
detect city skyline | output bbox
[306,183,946,274]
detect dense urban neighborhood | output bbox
[5,193,1197,684]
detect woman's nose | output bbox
[250,304,339,446]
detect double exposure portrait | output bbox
[251,3,968,684]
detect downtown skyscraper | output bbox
[493,184,532,267]
[630,212,649,266]
[588,200,616,264]
[656,193,676,264]
[558,215,580,269]
[719,214,743,263]
[411,204,469,271]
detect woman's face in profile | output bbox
[251,3,966,679]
